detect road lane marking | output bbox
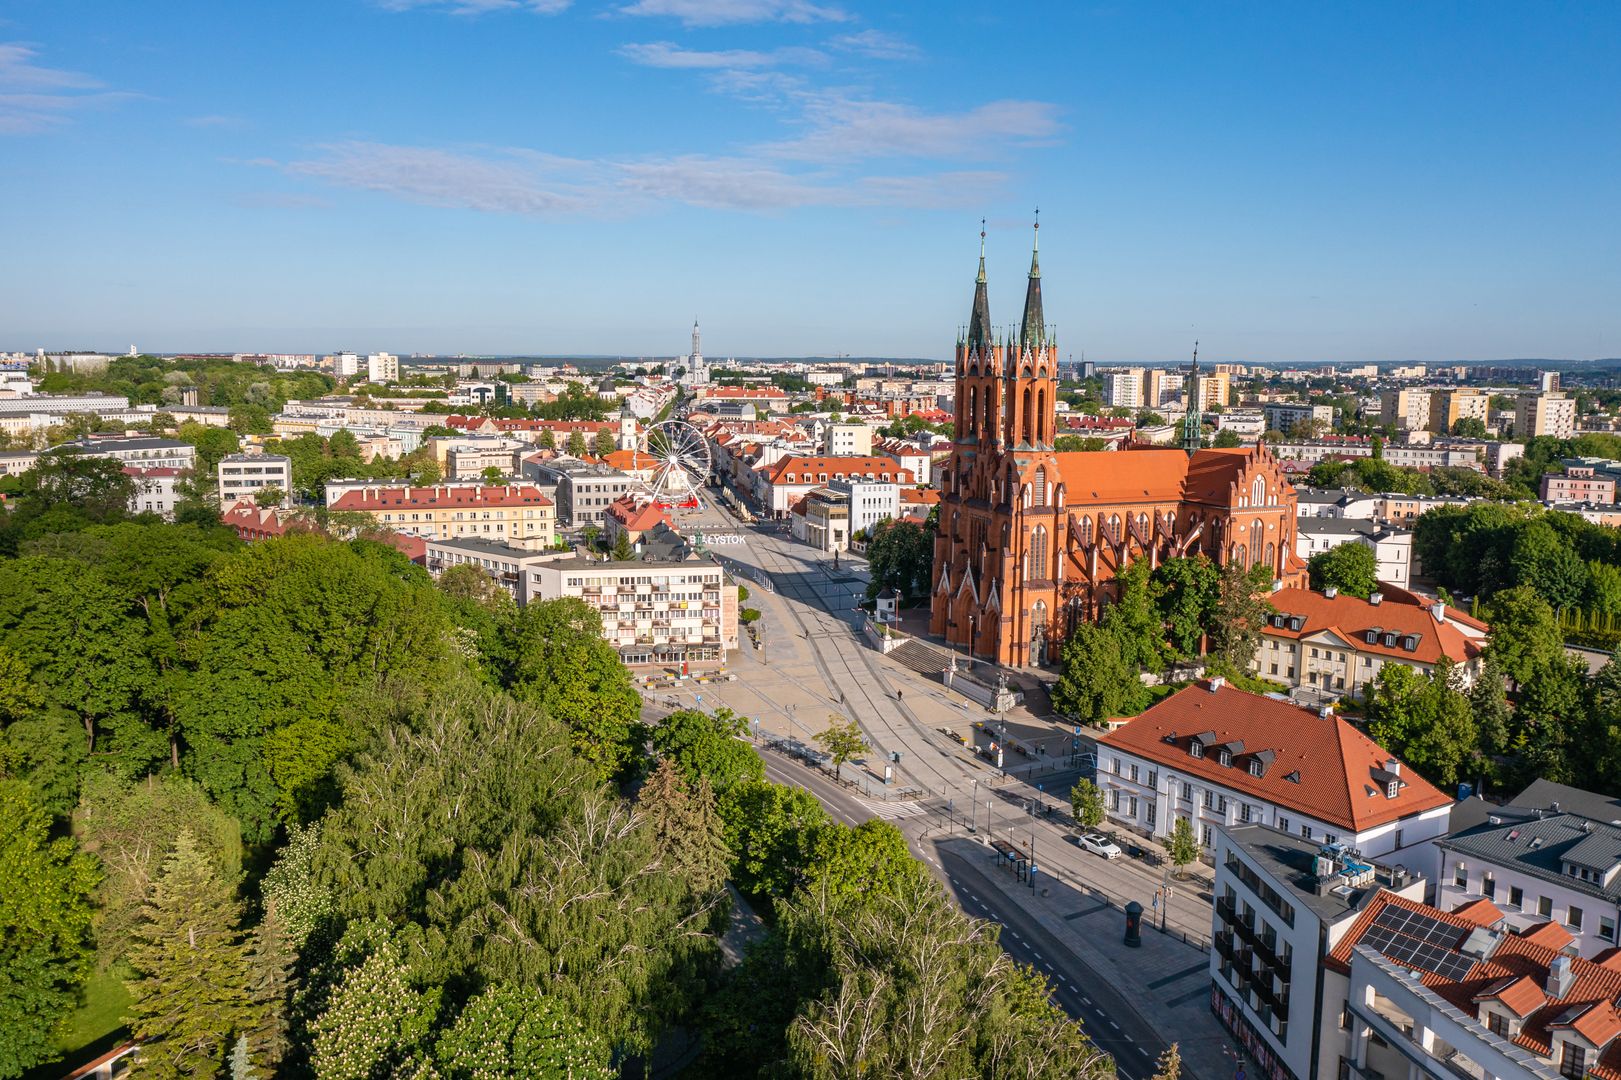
[1109,1021,1120,1030]
[1138,1048,1152,1057]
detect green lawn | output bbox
[37,965,132,1079]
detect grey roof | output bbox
[424,537,564,561]
[1439,813,1621,903]
[1511,779,1621,825]
[57,437,193,452]
[1223,824,1391,923]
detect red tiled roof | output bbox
[1054,447,1266,506]
[605,496,668,532]
[1098,682,1451,832]
[123,465,188,477]
[329,485,553,512]
[1518,921,1576,951]
[1451,898,1506,927]
[759,456,915,486]
[1331,891,1621,1078]
[900,487,941,505]
[1264,586,1484,667]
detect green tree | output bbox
[650,707,764,794]
[504,598,645,783]
[125,829,257,1079]
[1207,563,1275,674]
[1053,434,1109,451]
[593,428,616,457]
[1212,429,1242,448]
[814,717,868,777]
[718,780,831,901]
[1103,559,1165,673]
[864,519,933,602]
[435,985,613,1080]
[580,523,600,551]
[1051,622,1145,725]
[611,528,636,561]
[1069,778,1105,829]
[1151,555,1220,658]
[638,759,731,897]
[260,821,333,949]
[1308,542,1379,599]
[310,933,437,1080]
[567,431,589,458]
[0,781,98,1079]
[1167,816,1200,875]
[1367,661,1477,788]
[252,485,286,509]
[538,428,557,450]
[244,906,297,1074]
[1484,586,1564,687]
[801,819,925,909]
[1586,561,1621,617]
[481,465,505,484]
[17,451,135,521]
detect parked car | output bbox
[1075,832,1123,859]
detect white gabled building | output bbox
[1097,681,1454,878]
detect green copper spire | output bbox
[1183,341,1203,456]
[966,220,991,357]
[1019,210,1044,353]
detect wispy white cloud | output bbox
[830,29,918,61]
[763,96,1062,162]
[185,113,247,129]
[616,0,848,27]
[617,40,824,69]
[376,0,569,14]
[264,138,1008,215]
[0,43,131,134]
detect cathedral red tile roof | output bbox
[1054,447,1261,506]
[1098,682,1451,832]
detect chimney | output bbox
[1432,601,1447,624]
[1369,591,1383,605]
[1550,955,1576,999]
[1319,705,1334,721]
[1385,759,1401,776]
[1324,586,1339,599]
[1208,676,1226,692]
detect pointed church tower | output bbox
[1004,214,1058,450]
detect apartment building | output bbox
[1380,389,1432,432]
[823,421,874,457]
[1516,392,1577,439]
[217,453,292,507]
[1104,368,1146,408]
[1265,403,1337,435]
[366,352,399,383]
[57,436,200,470]
[1542,463,1616,504]
[1096,681,1453,869]
[1145,368,1185,408]
[754,455,914,517]
[533,460,637,526]
[422,537,567,604]
[1429,388,1491,434]
[1210,826,1426,1080]
[127,466,187,519]
[527,557,738,664]
[327,484,555,549]
[1294,519,1413,588]
[1254,586,1486,702]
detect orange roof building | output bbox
[1098,681,1452,854]
[328,484,556,550]
[928,227,1307,667]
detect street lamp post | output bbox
[970,778,979,833]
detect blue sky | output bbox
[2,1,1617,362]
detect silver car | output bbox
[1075,832,1123,859]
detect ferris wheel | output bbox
[636,419,711,508]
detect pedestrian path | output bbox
[854,796,929,819]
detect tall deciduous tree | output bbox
[1103,559,1165,674]
[1151,555,1220,659]
[1207,563,1275,674]
[1308,542,1379,599]
[435,984,613,1080]
[864,519,933,602]
[1485,586,1565,688]
[718,780,831,901]
[650,707,764,794]
[567,431,589,458]
[0,781,98,1079]
[593,428,616,457]
[1070,778,1105,829]
[125,829,257,1078]
[1051,623,1145,725]
[814,718,868,777]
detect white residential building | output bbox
[1096,681,1454,876]
[1265,403,1337,435]
[527,557,738,664]
[832,476,899,537]
[127,467,188,519]
[366,352,399,383]
[57,436,199,470]
[824,421,874,457]
[423,537,569,605]
[1103,368,1145,408]
[217,454,293,507]
[1294,518,1414,589]
[333,352,362,378]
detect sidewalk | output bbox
[932,834,1232,1080]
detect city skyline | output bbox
[2,1,1617,362]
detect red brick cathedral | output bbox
[929,224,1307,668]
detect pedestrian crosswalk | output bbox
[855,797,929,820]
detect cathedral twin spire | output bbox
[965,215,1046,359]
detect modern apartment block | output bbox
[366,352,399,383]
[422,537,568,604]
[1516,392,1577,439]
[527,557,738,664]
[218,453,293,507]
[1380,389,1432,433]
[57,436,199,470]
[1428,388,1491,434]
[1103,368,1145,408]
[327,484,556,549]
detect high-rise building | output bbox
[332,352,361,378]
[1379,389,1431,432]
[1515,392,1576,439]
[679,321,709,386]
[1103,368,1145,408]
[1144,368,1185,408]
[1539,370,1562,393]
[366,352,399,383]
[1427,388,1490,434]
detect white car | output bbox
[1075,832,1123,859]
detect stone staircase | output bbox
[888,638,955,679]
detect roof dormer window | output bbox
[1386,780,1399,799]
[1190,742,1204,759]
[1249,759,1264,778]
[1218,750,1232,767]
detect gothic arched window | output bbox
[1265,542,1276,570]
[1030,526,1048,581]
[1109,514,1122,543]
[1251,520,1264,566]
[1033,466,1047,505]
[1079,516,1093,546]
[1252,476,1266,505]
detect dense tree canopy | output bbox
[1308,542,1379,599]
